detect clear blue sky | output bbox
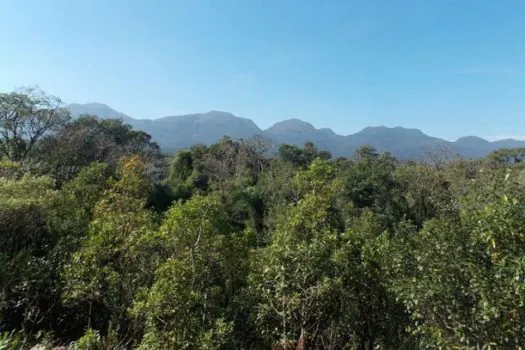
[1,0,524,140]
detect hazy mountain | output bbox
[68,103,135,123]
[68,105,262,153]
[266,118,316,133]
[67,103,525,159]
[264,119,347,155]
[492,139,525,149]
[145,111,262,152]
[452,136,495,158]
[346,126,447,159]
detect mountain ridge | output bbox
[67,103,525,159]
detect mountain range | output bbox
[67,103,525,160]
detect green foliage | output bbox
[0,175,55,206]
[0,176,58,334]
[341,146,406,227]
[0,87,70,162]
[133,195,248,349]
[62,157,161,344]
[251,160,343,348]
[487,147,525,167]
[278,141,332,168]
[0,331,25,350]
[74,328,102,350]
[3,89,525,349]
[165,148,207,200]
[334,213,413,348]
[36,116,161,183]
[389,175,525,348]
[395,162,455,226]
[251,160,410,348]
[0,160,20,178]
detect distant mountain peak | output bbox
[70,102,110,108]
[454,136,492,149]
[159,111,258,128]
[358,126,426,137]
[67,102,133,122]
[456,135,489,142]
[200,110,247,121]
[267,118,316,132]
[206,110,234,116]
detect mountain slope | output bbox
[68,103,134,123]
[263,119,347,155]
[68,105,262,153]
[452,136,496,158]
[67,103,525,159]
[345,126,447,159]
[145,111,262,152]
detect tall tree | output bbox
[133,195,249,349]
[341,145,406,227]
[0,175,57,334]
[37,116,161,183]
[251,159,343,348]
[0,87,70,162]
[62,156,161,345]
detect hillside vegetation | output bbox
[2,88,525,349]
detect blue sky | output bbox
[1,0,524,140]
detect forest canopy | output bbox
[2,88,525,349]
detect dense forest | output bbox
[2,88,525,349]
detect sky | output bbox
[1,0,524,141]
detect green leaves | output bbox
[0,87,70,162]
[250,160,407,348]
[389,188,525,348]
[278,142,332,169]
[62,157,161,343]
[0,175,55,207]
[134,195,248,349]
[0,175,59,334]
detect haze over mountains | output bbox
[68,103,525,159]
